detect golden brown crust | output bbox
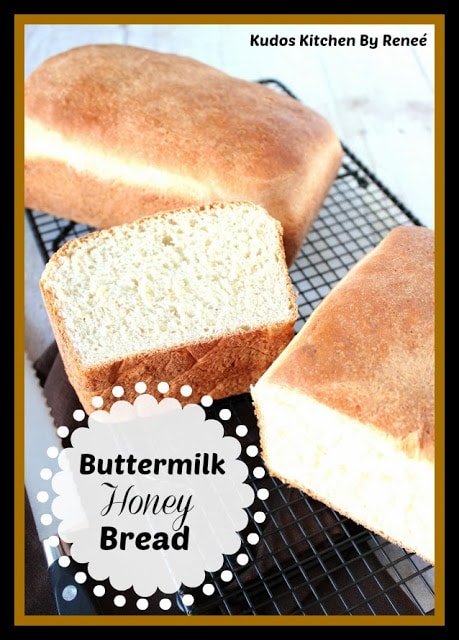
[24,44,343,266]
[263,225,435,462]
[42,292,296,414]
[25,157,206,231]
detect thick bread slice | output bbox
[25,44,343,266]
[39,201,298,414]
[251,226,435,564]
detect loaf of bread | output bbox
[25,44,343,266]
[251,226,435,565]
[39,201,298,414]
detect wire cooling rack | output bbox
[25,79,435,617]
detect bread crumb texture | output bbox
[40,202,298,368]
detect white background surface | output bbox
[23,18,440,361]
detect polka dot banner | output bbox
[47,384,263,601]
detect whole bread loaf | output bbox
[39,201,298,414]
[251,225,435,565]
[25,44,343,266]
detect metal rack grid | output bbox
[25,79,435,617]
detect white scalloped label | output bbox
[51,394,255,597]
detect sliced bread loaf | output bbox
[251,226,435,565]
[40,201,298,413]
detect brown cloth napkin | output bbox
[25,342,425,617]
